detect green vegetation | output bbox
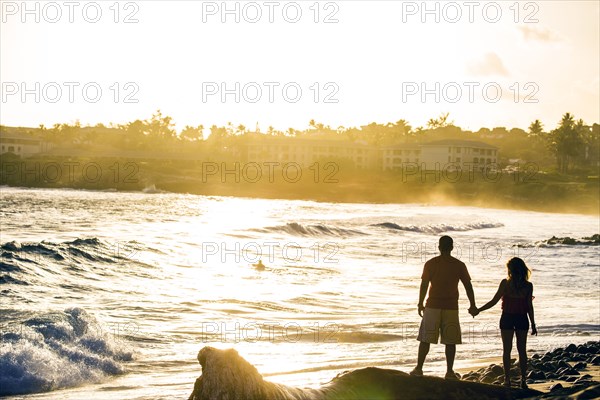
[0,112,598,215]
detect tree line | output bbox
[1,111,598,174]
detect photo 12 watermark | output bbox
[0,320,141,348]
[1,82,140,104]
[200,1,340,24]
[401,82,539,104]
[0,161,140,185]
[199,241,341,264]
[1,1,140,23]
[201,82,340,104]
[396,240,540,265]
[400,1,540,24]
[199,321,340,343]
[199,161,339,184]
[394,162,540,183]
[0,238,140,263]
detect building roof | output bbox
[420,139,497,149]
[380,143,421,149]
[245,135,372,148]
[0,131,42,142]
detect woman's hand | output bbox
[531,324,538,336]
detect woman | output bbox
[477,257,537,388]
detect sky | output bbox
[1,0,599,133]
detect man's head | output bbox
[438,235,453,254]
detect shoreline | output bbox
[187,342,600,399]
[1,183,599,217]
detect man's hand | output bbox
[468,306,479,318]
[531,324,538,336]
[418,303,425,318]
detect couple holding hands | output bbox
[410,236,537,389]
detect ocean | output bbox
[1,187,599,399]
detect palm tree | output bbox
[528,120,544,136]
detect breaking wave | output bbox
[371,221,504,234]
[254,222,366,237]
[0,307,133,396]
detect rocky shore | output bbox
[188,342,599,400]
[461,341,600,398]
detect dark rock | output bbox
[480,372,496,384]
[490,364,504,377]
[576,345,591,354]
[565,343,577,352]
[565,376,578,382]
[560,368,580,376]
[549,383,563,391]
[575,374,592,383]
[539,362,553,372]
[558,360,571,369]
[591,355,600,365]
[527,370,546,380]
[573,361,587,370]
[532,353,541,360]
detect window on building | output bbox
[487,158,491,164]
[456,148,461,153]
[456,157,461,162]
[448,147,451,152]
[473,157,478,163]
[8,146,14,152]
[473,148,479,153]
[448,156,451,162]
[487,149,492,155]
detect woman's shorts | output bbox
[500,313,529,330]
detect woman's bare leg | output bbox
[515,329,528,386]
[501,329,514,385]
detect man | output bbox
[410,235,477,379]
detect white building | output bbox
[419,139,498,171]
[380,144,421,171]
[245,137,498,172]
[246,137,378,169]
[0,132,51,157]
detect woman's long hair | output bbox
[506,257,531,293]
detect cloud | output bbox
[467,53,509,77]
[518,26,559,42]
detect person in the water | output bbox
[476,257,537,389]
[252,259,265,270]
